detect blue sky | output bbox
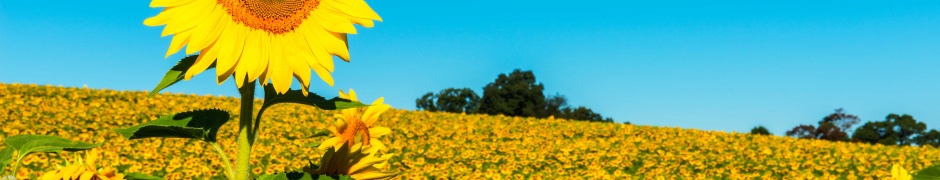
[2,0,939,136]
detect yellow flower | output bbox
[305,142,396,180]
[144,0,382,94]
[318,89,391,152]
[891,164,912,180]
[39,149,125,180]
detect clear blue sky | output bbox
[2,1,939,136]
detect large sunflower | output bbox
[144,0,381,93]
[318,89,391,152]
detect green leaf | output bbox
[124,172,164,180]
[915,164,940,179]
[3,134,101,173]
[0,147,13,172]
[260,83,368,112]
[149,55,216,96]
[256,172,352,180]
[4,134,101,156]
[114,109,230,142]
[308,129,331,138]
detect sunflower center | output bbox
[339,119,371,147]
[220,0,320,34]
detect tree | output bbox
[479,69,546,117]
[852,113,927,146]
[435,88,480,113]
[415,92,438,112]
[750,126,772,136]
[852,120,898,145]
[543,94,567,118]
[559,106,610,122]
[415,88,480,113]
[916,129,940,147]
[786,124,816,139]
[821,108,860,135]
[785,108,858,141]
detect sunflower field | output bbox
[1,83,938,179]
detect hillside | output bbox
[1,83,937,179]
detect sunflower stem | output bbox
[210,142,235,180]
[236,81,255,180]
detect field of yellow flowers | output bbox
[1,83,938,179]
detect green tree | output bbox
[436,88,480,113]
[479,69,546,117]
[852,113,927,146]
[786,108,858,141]
[559,106,611,122]
[415,88,480,113]
[415,92,438,112]
[750,126,772,135]
[916,129,940,147]
[543,94,567,118]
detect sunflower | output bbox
[39,149,125,180]
[318,89,391,152]
[305,142,396,180]
[144,0,381,94]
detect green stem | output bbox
[9,155,23,178]
[236,80,255,180]
[210,142,235,179]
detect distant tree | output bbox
[415,92,438,112]
[415,88,480,113]
[916,129,940,147]
[543,94,567,118]
[786,124,817,139]
[559,106,610,122]
[786,108,858,141]
[435,88,480,113]
[852,114,927,146]
[479,69,546,117]
[819,108,858,133]
[750,126,772,136]
[852,120,898,145]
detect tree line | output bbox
[416,69,620,123]
[750,108,940,147]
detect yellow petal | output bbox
[164,28,193,58]
[217,21,246,83]
[186,5,225,54]
[368,138,386,152]
[60,165,80,179]
[186,42,219,80]
[40,170,61,180]
[149,0,197,7]
[350,171,397,180]
[250,32,271,82]
[322,0,382,21]
[85,149,99,170]
[297,24,336,72]
[318,31,350,62]
[79,171,95,180]
[160,0,213,37]
[70,165,86,180]
[236,29,262,86]
[368,127,391,137]
[310,9,357,34]
[318,137,343,150]
[143,8,178,27]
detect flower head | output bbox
[144,0,381,94]
[318,89,391,152]
[39,149,125,180]
[305,142,396,180]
